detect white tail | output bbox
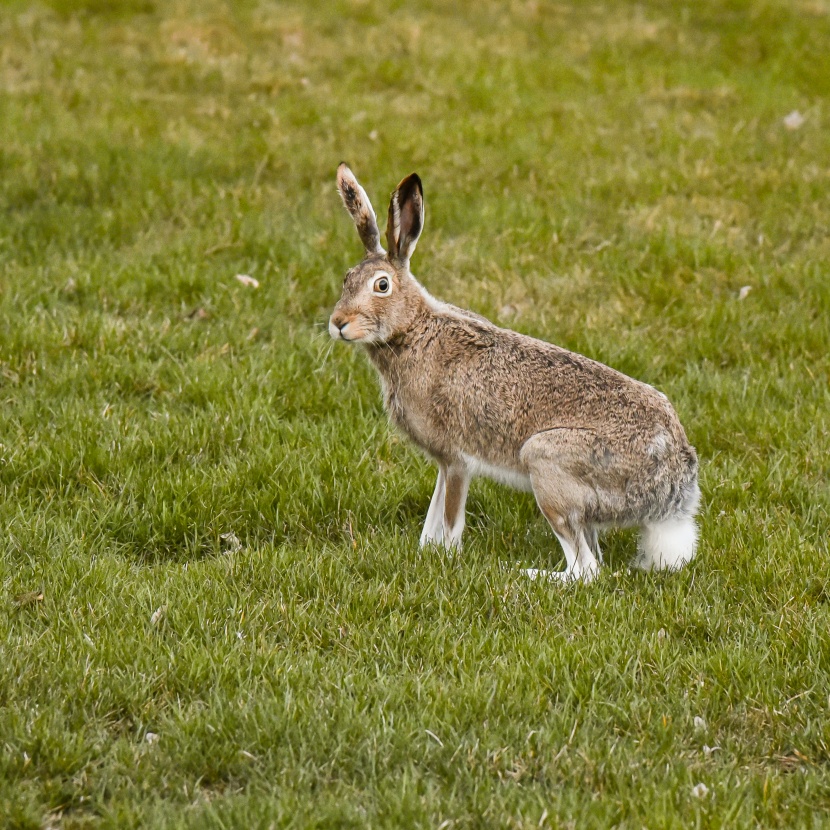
[635,516,698,571]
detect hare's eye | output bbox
[371,273,392,296]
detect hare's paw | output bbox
[522,564,597,584]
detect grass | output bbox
[1,0,829,826]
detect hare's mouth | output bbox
[329,317,372,342]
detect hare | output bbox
[329,164,700,582]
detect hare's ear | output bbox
[386,173,423,264]
[337,163,384,254]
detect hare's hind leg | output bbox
[521,431,601,583]
[523,517,599,583]
[585,526,602,563]
[419,462,470,550]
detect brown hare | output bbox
[329,164,700,582]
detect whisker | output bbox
[313,340,336,372]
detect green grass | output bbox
[1,0,829,826]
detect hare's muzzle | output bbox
[329,310,351,341]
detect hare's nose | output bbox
[329,312,350,340]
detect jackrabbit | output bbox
[330,164,700,582]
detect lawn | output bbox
[1,0,829,826]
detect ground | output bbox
[1,0,829,827]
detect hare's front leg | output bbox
[419,462,470,550]
[442,462,471,549]
[419,468,446,547]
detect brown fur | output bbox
[363,308,697,527]
[330,166,700,580]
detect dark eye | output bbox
[374,277,390,294]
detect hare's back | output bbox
[434,316,687,449]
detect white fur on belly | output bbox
[462,453,533,491]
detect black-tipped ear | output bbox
[386,173,423,263]
[337,163,384,254]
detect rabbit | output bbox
[329,163,700,582]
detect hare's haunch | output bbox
[330,164,699,582]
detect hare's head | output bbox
[329,164,425,344]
